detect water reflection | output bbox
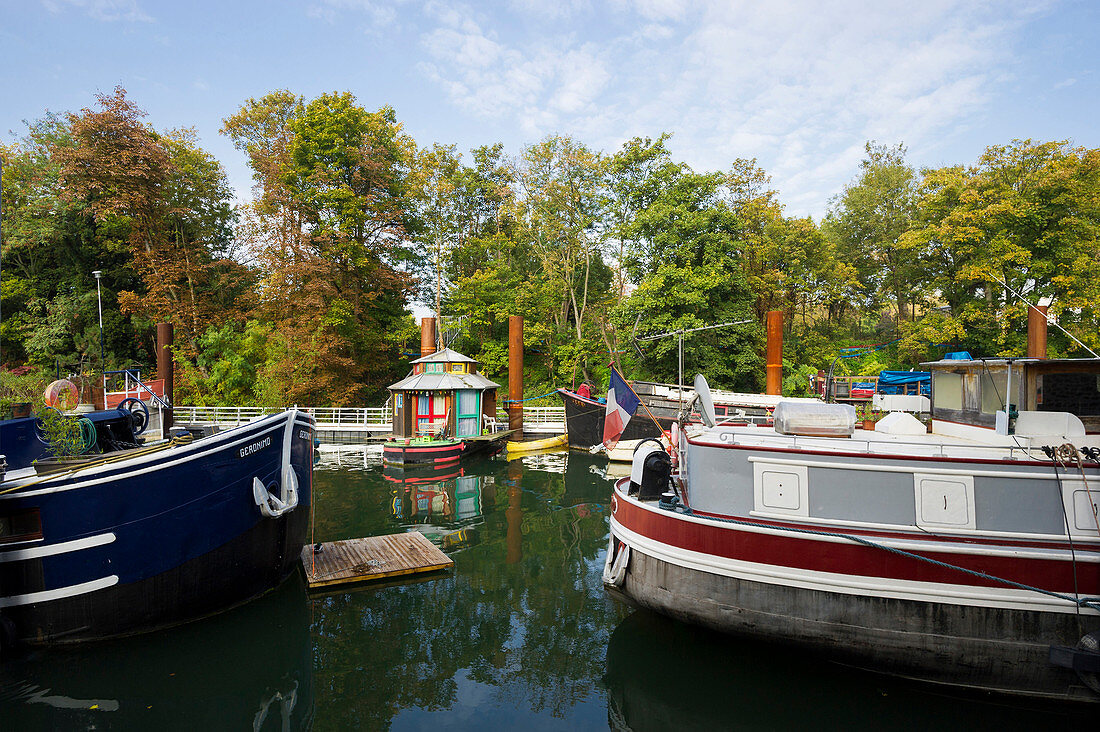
[0,573,313,730]
[309,448,620,729]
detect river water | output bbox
[0,445,1094,729]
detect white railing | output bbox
[173,404,564,430]
[172,406,391,428]
[500,406,565,425]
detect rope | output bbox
[656,496,1100,613]
[78,417,98,455]
[502,390,561,404]
[0,434,195,496]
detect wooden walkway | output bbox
[302,533,453,591]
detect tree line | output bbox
[2,87,1098,409]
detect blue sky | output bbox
[1,0,1097,219]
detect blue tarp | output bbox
[944,351,973,360]
[877,370,931,396]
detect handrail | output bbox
[171,404,564,429]
[105,368,171,410]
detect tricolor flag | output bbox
[603,366,641,449]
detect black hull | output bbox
[5,508,308,646]
[607,548,1100,703]
[558,389,670,449]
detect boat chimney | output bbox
[508,316,523,439]
[1027,304,1048,359]
[157,322,174,430]
[766,310,783,395]
[420,317,437,358]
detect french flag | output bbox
[603,367,641,449]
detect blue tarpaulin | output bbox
[877,370,931,396]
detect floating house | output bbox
[384,348,507,466]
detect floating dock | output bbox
[302,533,453,591]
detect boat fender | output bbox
[1050,631,1100,695]
[1078,632,1100,695]
[601,535,630,588]
[669,423,680,468]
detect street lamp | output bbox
[93,270,104,392]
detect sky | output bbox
[1,0,1097,220]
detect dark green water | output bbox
[0,446,1095,729]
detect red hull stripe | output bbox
[384,445,462,455]
[613,489,1100,596]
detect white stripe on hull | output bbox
[0,575,119,608]
[0,532,116,562]
[610,515,1099,615]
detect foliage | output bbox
[34,407,86,458]
[6,86,1099,406]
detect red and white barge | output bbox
[605,359,1100,702]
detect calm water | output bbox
[0,446,1094,730]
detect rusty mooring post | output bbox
[1027,305,1048,359]
[420,317,437,358]
[765,311,783,396]
[156,322,174,430]
[508,316,524,438]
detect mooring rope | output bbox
[502,390,562,404]
[654,495,1100,613]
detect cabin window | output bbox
[933,372,963,411]
[1039,373,1100,415]
[452,364,465,373]
[456,390,480,437]
[427,363,443,373]
[980,372,1009,414]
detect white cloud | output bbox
[1053,77,1076,89]
[41,0,152,22]
[414,0,1055,217]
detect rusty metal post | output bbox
[1027,305,1048,359]
[420,317,437,358]
[765,311,783,396]
[156,322,174,430]
[508,316,523,438]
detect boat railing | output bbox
[104,368,171,410]
[720,430,1050,462]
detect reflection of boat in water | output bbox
[605,610,1096,731]
[607,360,1100,702]
[0,571,313,729]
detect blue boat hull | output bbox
[0,409,314,645]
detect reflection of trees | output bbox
[310,451,624,727]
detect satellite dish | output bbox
[694,374,716,428]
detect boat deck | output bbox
[302,533,453,591]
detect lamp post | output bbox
[93,270,104,393]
